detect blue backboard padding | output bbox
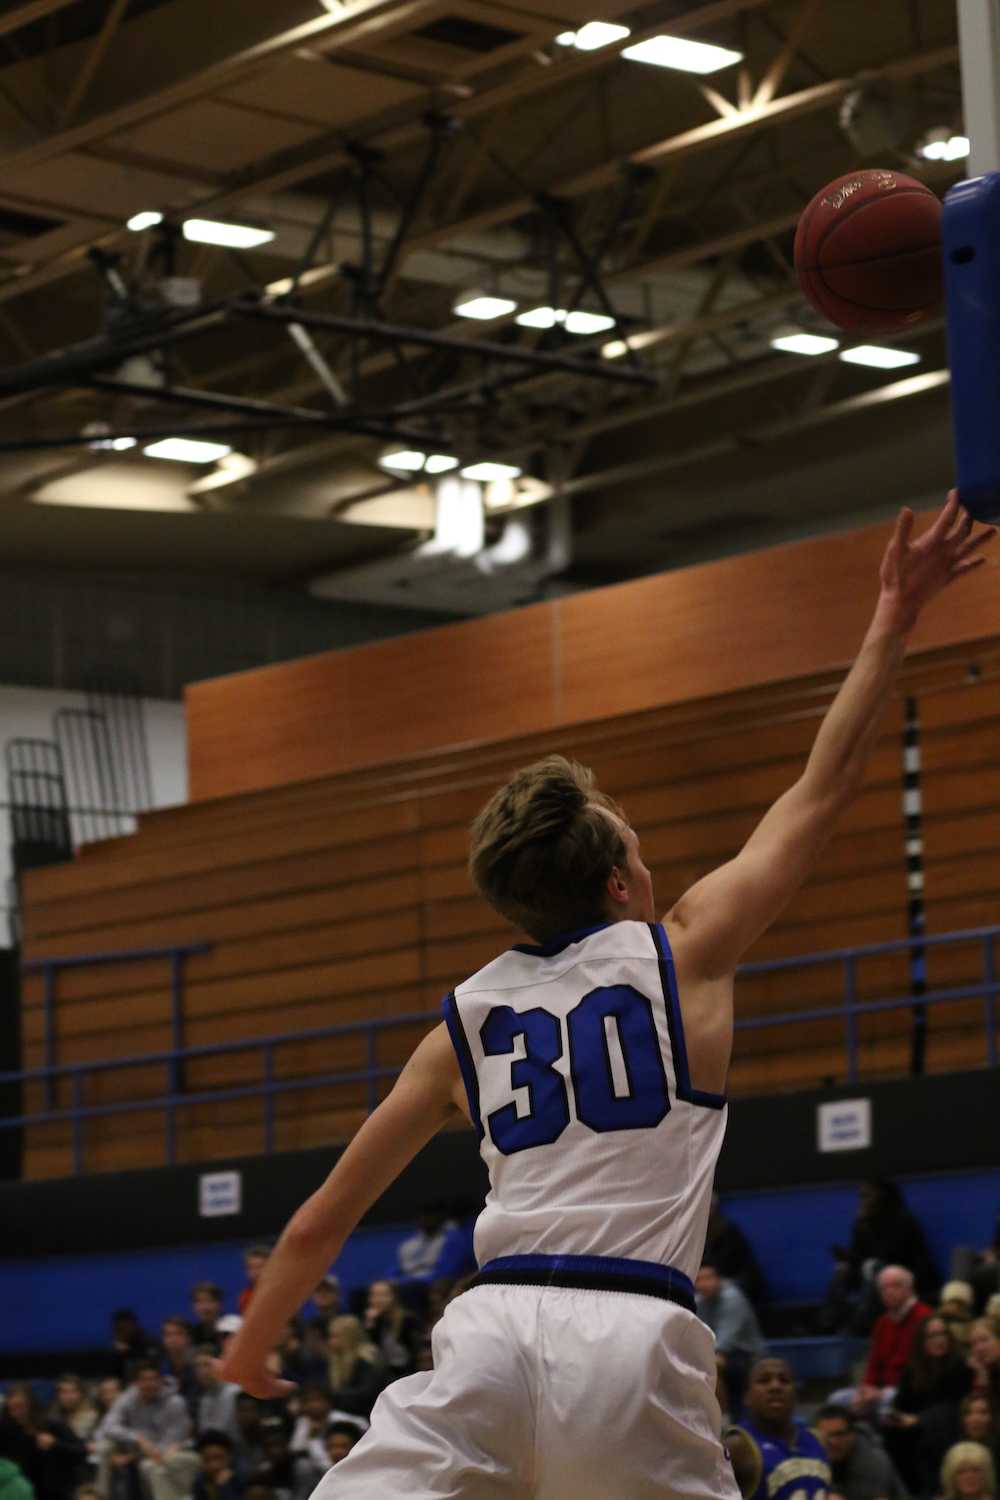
[943,172,1000,521]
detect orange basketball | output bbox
[794,168,943,333]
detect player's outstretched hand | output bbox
[878,490,997,632]
[214,1354,295,1400]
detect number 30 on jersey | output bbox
[480,983,670,1154]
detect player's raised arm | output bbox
[666,492,996,979]
[219,1022,465,1398]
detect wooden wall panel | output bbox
[186,507,1000,802]
[18,626,1000,1177]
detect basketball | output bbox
[794,168,943,333]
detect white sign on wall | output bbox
[199,1170,242,1218]
[817,1098,872,1153]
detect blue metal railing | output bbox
[1,925,997,1175]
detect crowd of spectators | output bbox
[3,1187,1000,1500]
[0,1207,473,1500]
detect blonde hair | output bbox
[468,755,627,941]
[941,1443,996,1498]
[986,1296,1000,1326]
[327,1315,378,1390]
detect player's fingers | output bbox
[947,555,989,581]
[928,490,960,540]
[956,525,998,559]
[948,510,975,542]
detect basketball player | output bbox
[736,1358,831,1500]
[220,493,994,1498]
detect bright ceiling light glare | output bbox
[602,338,631,359]
[379,449,428,472]
[564,310,615,335]
[839,345,922,369]
[918,128,971,162]
[87,435,137,452]
[182,218,275,249]
[622,35,743,73]
[143,437,233,464]
[570,21,630,50]
[770,332,840,356]
[460,461,522,482]
[453,292,518,320]
[555,30,577,45]
[515,306,566,329]
[378,449,461,476]
[127,211,163,232]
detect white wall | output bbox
[0,684,187,942]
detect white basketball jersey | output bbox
[444,919,728,1281]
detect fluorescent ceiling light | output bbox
[127,211,163,233]
[557,21,630,50]
[379,449,460,475]
[144,437,233,464]
[379,449,426,472]
[87,435,137,452]
[564,309,615,335]
[454,292,517,320]
[515,307,615,334]
[188,453,258,495]
[516,306,565,329]
[460,461,522,481]
[622,35,743,73]
[771,332,840,356]
[840,345,921,369]
[920,133,970,162]
[182,218,275,249]
[602,338,631,359]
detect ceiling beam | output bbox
[555,369,951,498]
[0,0,440,178]
[58,0,131,127]
[0,0,77,39]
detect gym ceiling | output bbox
[0,0,964,612]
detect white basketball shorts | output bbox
[310,1276,740,1500]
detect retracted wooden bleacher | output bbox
[16,511,1000,1179]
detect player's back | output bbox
[444,918,728,1283]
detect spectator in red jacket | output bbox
[861,1266,933,1397]
[831,1265,932,1418]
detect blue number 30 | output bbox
[480,985,670,1155]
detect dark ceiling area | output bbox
[0,0,972,636]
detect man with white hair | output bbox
[840,1265,933,1417]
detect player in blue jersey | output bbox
[219,495,993,1499]
[737,1358,831,1500]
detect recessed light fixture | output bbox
[622,35,743,73]
[516,306,566,329]
[127,211,163,233]
[918,129,971,162]
[87,435,137,452]
[515,306,616,335]
[839,345,921,369]
[770,332,840,356]
[454,291,517,320]
[555,21,630,50]
[460,461,522,482]
[564,310,615,335]
[144,437,233,463]
[378,448,460,475]
[182,218,275,249]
